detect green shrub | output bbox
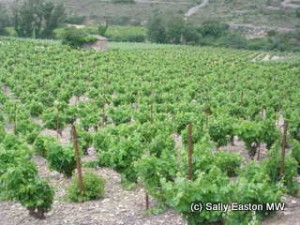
[247,38,270,51]
[19,178,54,219]
[2,134,25,150]
[198,21,229,38]
[0,112,4,122]
[291,141,300,174]
[15,119,41,137]
[208,116,234,148]
[215,151,241,177]
[25,129,40,145]
[94,125,144,183]
[107,106,132,125]
[182,24,200,44]
[162,166,232,225]
[226,178,282,224]
[42,106,65,132]
[223,32,248,49]
[290,121,300,142]
[29,101,44,117]
[61,27,97,48]
[135,150,178,201]
[236,120,262,159]
[147,12,185,44]
[46,143,76,177]
[262,147,299,195]
[67,172,105,202]
[227,161,284,224]
[0,147,32,177]
[260,119,280,150]
[0,124,5,142]
[33,135,56,157]
[0,161,54,219]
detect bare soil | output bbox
[0,155,186,225]
[1,85,299,225]
[263,194,300,225]
[0,86,186,225]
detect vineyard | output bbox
[0,37,300,225]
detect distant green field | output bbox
[108,41,177,49]
[54,25,147,42]
[106,25,146,39]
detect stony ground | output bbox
[0,85,186,225]
[0,155,186,225]
[222,139,300,225]
[263,194,300,225]
[0,85,299,225]
[1,137,299,225]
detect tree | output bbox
[0,4,10,35]
[12,0,65,39]
[147,12,167,43]
[182,23,200,44]
[198,21,229,38]
[61,27,97,48]
[147,12,183,44]
[41,2,65,38]
[165,14,184,44]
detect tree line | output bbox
[147,11,300,52]
[0,0,65,39]
[1,1,299,52]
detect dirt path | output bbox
[184,0,209,17]
[281,0,300,9]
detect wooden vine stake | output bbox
[72,122,84,193]
[145,103,154,210]
[145,192,149,210]
[256,143,261,161]
[280,121,288,180]
[100,57,109,128]
[187,123,193,180]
